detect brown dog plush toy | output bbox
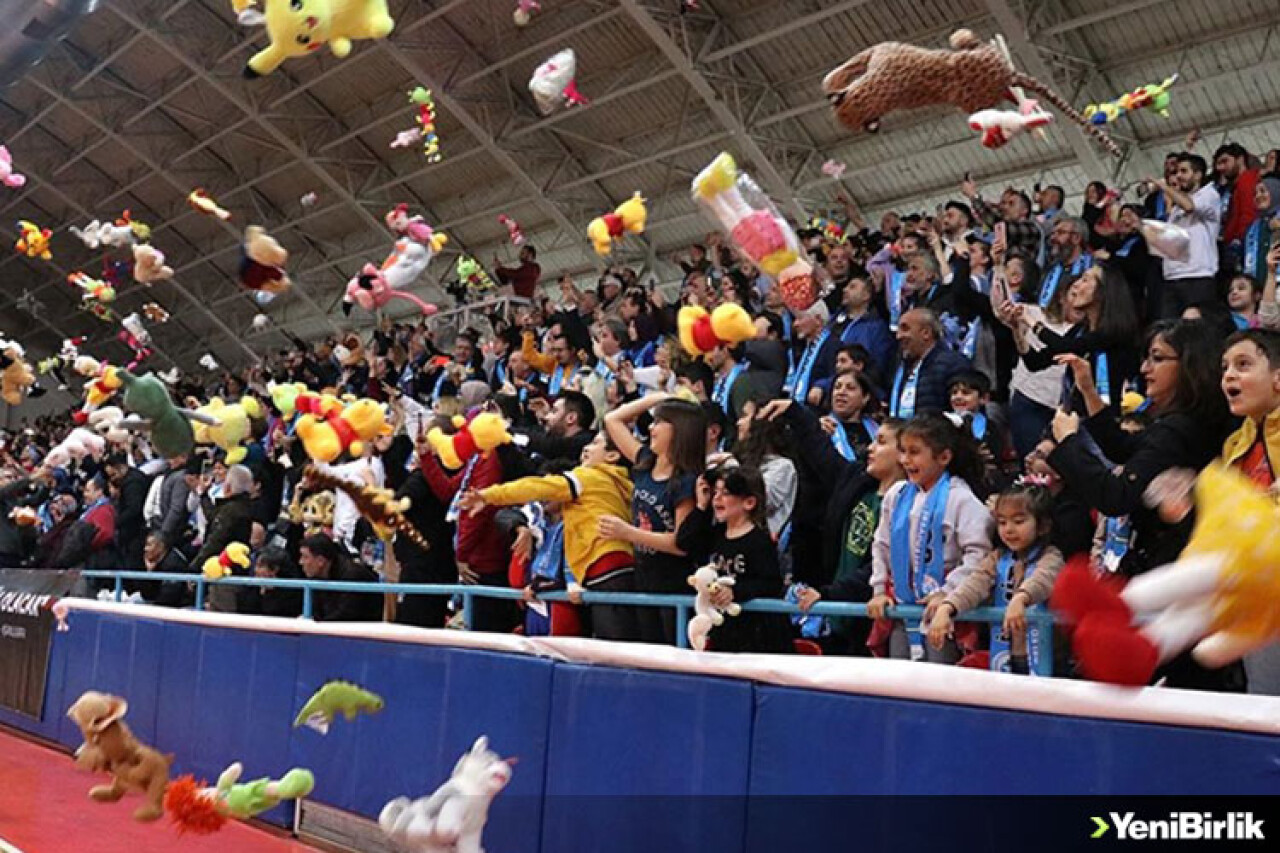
[822,29,1120,157]
[67,691,172,822]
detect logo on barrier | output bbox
[1092,812,1265,841]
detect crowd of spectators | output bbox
[3,139,1280,696]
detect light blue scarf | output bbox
[889,474,951,604]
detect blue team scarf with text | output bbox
[713,362,747,414]
[890,360,920,419]
[989,545,1046,674]
[889,474,951,605]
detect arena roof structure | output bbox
[1,0,1277,372]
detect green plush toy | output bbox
[293,680,385,734]
[166,762,315,835]
[103,367,216,459]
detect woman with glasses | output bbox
[1043,320,1244,691]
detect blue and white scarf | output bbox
[1038,254,1092,308]
[989,545,1046,675]
[785,328,830,404]
[830,417,879,462]
[890,360,921,419]
[713,362,747,414]
[889,474,951,605]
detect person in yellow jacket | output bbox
[459,431,640,640]
[1221,329,1280,491]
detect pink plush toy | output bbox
[343,239,440,318]
[0,145,25,189]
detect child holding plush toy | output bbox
[676,466,792,653]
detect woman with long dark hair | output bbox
[1048,320,1242,691]
[1019,265,1141,416]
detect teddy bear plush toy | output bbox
[232,0,396,78]
[67,691,172,822]
[238,225,291,294]
[687,565,741,651]
[0,338,37,406]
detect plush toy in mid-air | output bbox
[498,214,524,246]
[0,339,37,406]
[295,398,393,463]
[588,192,647,256]
[529,48,588,114]
[239,225,291,293]
[37,336,86,390]
[455,256,496,295]
[15,219,52,260]
[385,204,448,248]
[119,313,154,370]
[343,240,441,318]
[98,367,215,458]
[687,565,741,651]
[69,271,116,305]
[268,380,309,419]
[66,691,172,822]
[678,304,756,358]
[233,0,396,78]
[165,762,315,836]
[822,29,1119,156]
[821,159,847,180]
[968,106,1053,148]
[71,211,149,249]
[408,86,440,162]
[187,188,231,220]
[202,542,252,581]
[293,680,384,734]
[194,396,264,464]
[379,736,513,853]
[305,465,431,548]
[1084,74,1179,125]
[1054,464,1280,687]
[427,412,512,471]
[142,302,171,324]
[513,0,540,27]
[0,145,25,188]
[132,244,174,283]
[45,427,107,468]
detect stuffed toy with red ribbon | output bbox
[239,225,291,294]
[426,412,512,470]
[202,542,251,581]
[678,304,756,358]
[296,398,392,464]
[588,192,647,256]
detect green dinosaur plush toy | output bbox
[166,762,315,835]
[293,680,385,734]
[102,367,216,458]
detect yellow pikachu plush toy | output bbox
[233,0,395,78]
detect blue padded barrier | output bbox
[287,636,553,853]
[540,663,754,853]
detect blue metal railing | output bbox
[79,570,1055,675]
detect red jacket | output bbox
[495,261,541,299]
[83,503,115,552]
[422,452,509,574]
[1223,167,1260,246]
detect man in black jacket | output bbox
[889,308,972,418]
[104,454,150,569]
[192,464,256,612]
[298,533,381,622]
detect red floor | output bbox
[0,731,324,853]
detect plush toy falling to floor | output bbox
[233,0,396,78]
[294,680,385,734]
[67,692,173,822]
[166,762,315,835]
[379,736,514,853]
[1053,464,1280,686]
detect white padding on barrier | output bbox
[60,598,1280,736]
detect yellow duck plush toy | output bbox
[196,397,264,465]
[233,0,396,78]
[295,398,392,464]
[203,543,252,581]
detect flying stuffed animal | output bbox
[0,145,25,188]
[142,302,171,324]
[71,211,148,249]
[384,204,447,249]
[119,313,154,370]
[455,256,496,295]
[132,244,174,283]
[498,214,525,246]
[293,680,384,733]
[343,240,440,317]
[15,219,51,260]
[295,398,393,463]
[379,736,513,853]
[165,763,314,836]
[822,29,1119,156]
[232,0,396,78]
[195,396,263,464]
[97,367,215,458]
[69,271,115,304]
[1055,465,1280,686]
[513,0,540,27]
[45,428,107,468]
[1084,74,1179,125]
[678,304,757,358]
[426,412,512,471]
[188,188,231,220]
[37,336,86,390]
[239,225,291,293]
[0,339,37,406]
[305,465,431,548]
[529,48,589,114]
[407,87,441,162]
[587,192,647,256]
[968,106,1054,148]
[202,542,252,581]
[66,691,172,823]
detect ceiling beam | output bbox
[618,0,806,222]
[1036,0,1167,38]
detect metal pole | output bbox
[194,579,205,611]
[1034,610,1055,677]
[302,587,313,620]
[675,604,690,650]
[113,575,123,602]
[463,593,475,632]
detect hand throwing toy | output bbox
[166,763,314,835]
[1084,75,1179,125]
[0,145,25,188]
[15,219,52,260]
[232,0,395,78]
[293,680,385,733]
[67,692,172,822]
[588,192,647,256]
[379,737,513,853]
[1054,464,1280,686]
[822,29,1119,156]
[529,48,589,114]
